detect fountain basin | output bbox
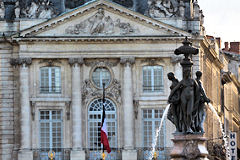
[170,133,209,160]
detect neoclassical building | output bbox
[0,0,239,160]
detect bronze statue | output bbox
[167,37,209,134]
[167,72,181,132]
[194,71,210,133]
[168,67,200,133]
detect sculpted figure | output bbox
[194,71,210,132]
[0,1,4,19]
[168,67,200,133]
[167,72,182,132]
[148,0,179,18]
[89,8,105,34]
[28,1,38,18]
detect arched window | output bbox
[40,67,61,93]
[88,98,117,160]
[142,66,163,92]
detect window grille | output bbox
[40,67,61,93]
[39,110,63,160]
[142,66,163,92]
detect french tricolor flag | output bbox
[101,83,111,153]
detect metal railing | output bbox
[136,147,171,160]
[31,147,171,160]
[33,148,70,160]
[85,148,122,160]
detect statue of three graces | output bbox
[167,38,210,134]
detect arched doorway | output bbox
[88,98,118,160]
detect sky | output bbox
[198,0,240,45]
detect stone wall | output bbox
[0,42,14,160]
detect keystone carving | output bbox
[65,8,139,35]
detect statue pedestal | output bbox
[170,133,209,160]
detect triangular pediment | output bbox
[16,0,191,38]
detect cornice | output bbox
[13,35,187,43]
[230,74,240,88]
[202,37,224,69]
[12,0,191,38]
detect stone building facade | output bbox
[0,0,239,160]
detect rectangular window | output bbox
[40,67,61,94]
[40,110,63,160]
[143,66,163,92]
[142,109,165,159]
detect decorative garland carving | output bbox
[82,79,121,105]
[141,58,165,65]
[39,59,62,66]
[10,58,32,66]
[65,8,139,36]
[133,100,139,119]
[85,59,119,68]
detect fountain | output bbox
[148,37,230,160]
[149,104,170,160]
[208,103,230,158]
[168,37,210,159]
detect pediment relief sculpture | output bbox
[147,0,184,18]
[65,8,139,36]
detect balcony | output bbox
[31,148,171,160]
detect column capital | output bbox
[10,58,32,66]
[120,57,135,66]
[68,57,84,66]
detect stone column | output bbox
[69,58,85,160]
[120,57,137,160]
[16,58,33,160]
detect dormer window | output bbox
[40,67,61,94]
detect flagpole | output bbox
[102,83,106,160]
